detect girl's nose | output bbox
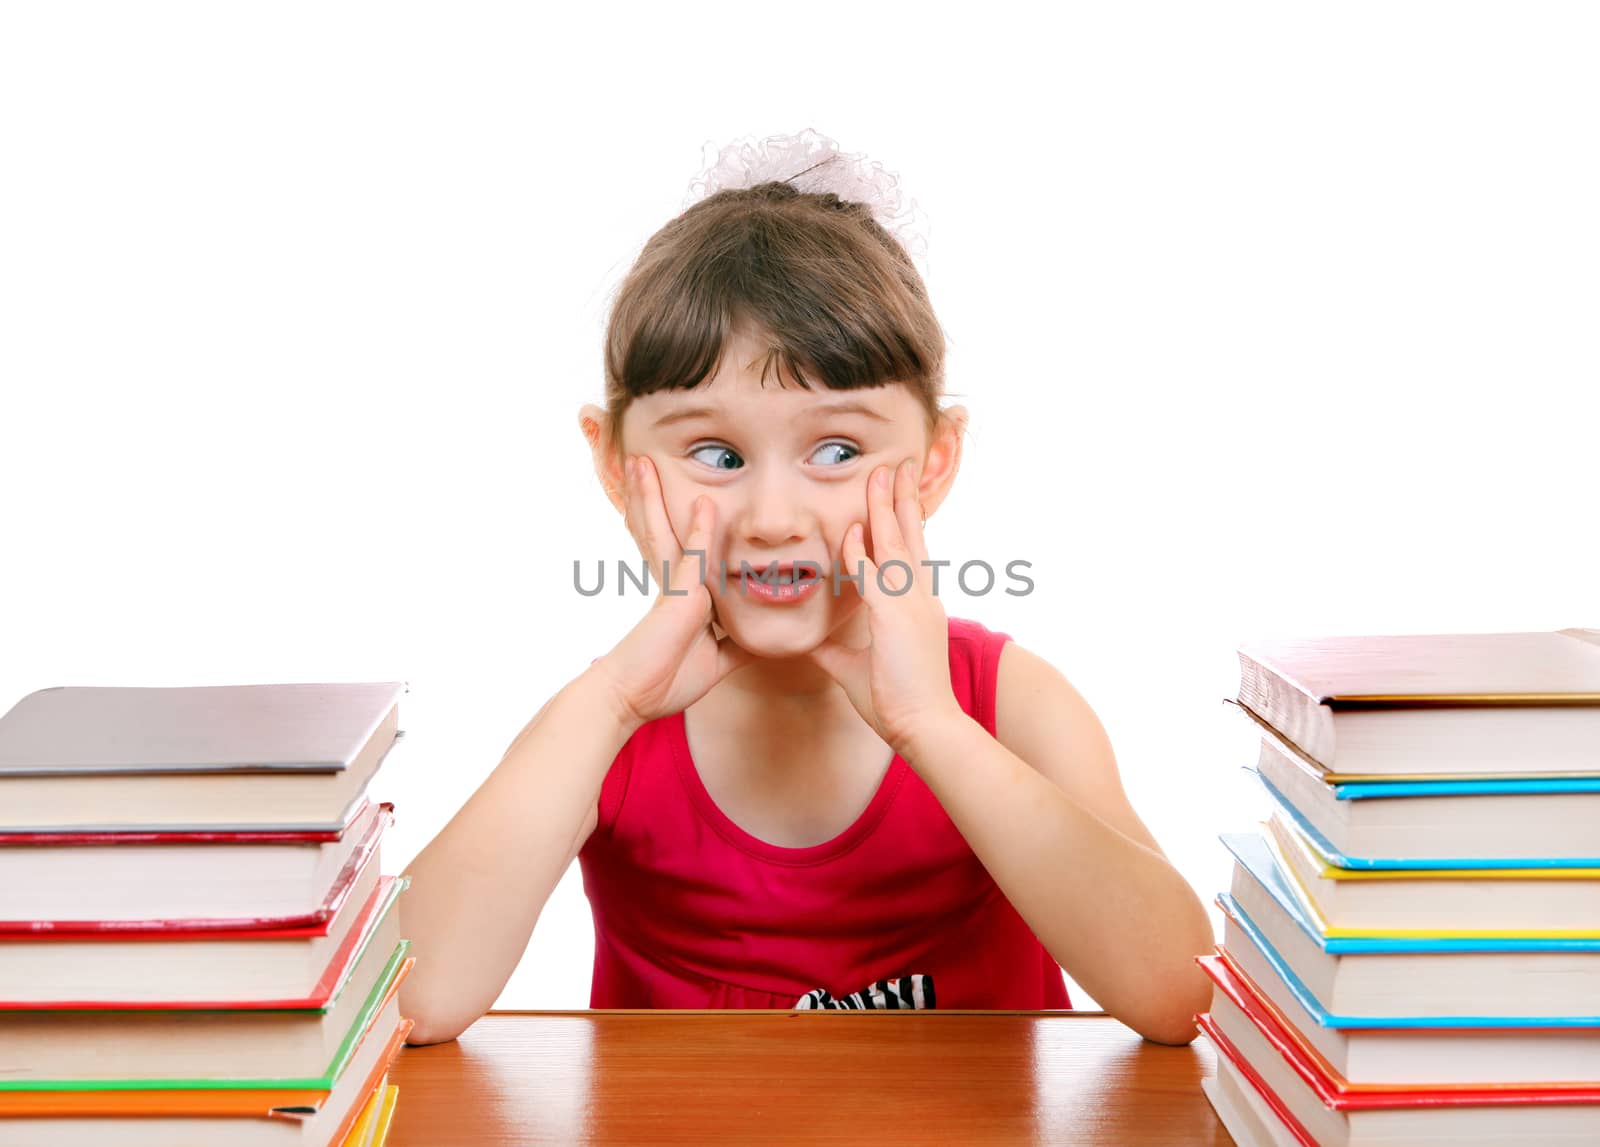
[739,468,808,548]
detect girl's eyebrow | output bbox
[652,399,889,429]
[805,400,891,423]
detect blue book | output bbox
[1332,776,1600,799]
[1217,889,1600,1028]
[1253,769,1600,870]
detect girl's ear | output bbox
[579,404,626,514]
[916,404,968,521]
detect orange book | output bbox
[0,1019,408,1147]
[338,1074,389,1147]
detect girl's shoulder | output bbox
[944,613,1016,652]
[943,615,1017,737]
[944,614,1018,673]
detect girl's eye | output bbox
[687,442,860,470]
[811,441,860,466]
[688,444,743,470]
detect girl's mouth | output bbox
[739,562,825,604]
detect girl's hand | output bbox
[592,455,755,728]
[805,459,964,758]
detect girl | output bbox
[398,130,1214,1046]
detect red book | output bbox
[1199,957,1600,1145]
[1200,953,1600,1101]
[0,844,400,1008]
[0,800,391,932]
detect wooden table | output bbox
[387,1011,1233,1145]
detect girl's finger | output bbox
[622,455,656,572]
[841,520,877,604]
[893,459,930,574]
[866,464,914,594]
[635,456,688,595]
[665,493,717,603]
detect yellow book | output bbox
[339,1076,385,1147]
[371,1085,399,1145]
[1264,814,1600,939]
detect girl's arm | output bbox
[398,456,751,1044]
[397,664,639,1045]
[905,640,1214,1046]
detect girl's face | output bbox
[604,327,963,658]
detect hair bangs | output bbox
[603,180,945,453]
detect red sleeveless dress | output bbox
[576,615,1072,1009]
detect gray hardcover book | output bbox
[0,682,407,832]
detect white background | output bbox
[2,3,1595,1012]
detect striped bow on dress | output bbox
[794,975,935,1010]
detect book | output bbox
[3,801,388,942]
[1214,924,1600,1086]
[338,1077,386,1147]
[1233,694,1600,783]
[0,798,388,927]
[0,681,406,831]
[1251,736,1600,864]
[1220,832,1600,1019]
[1232,628,1600,777]
[1,940,412,1094]
[1201,1063,1285,1147]
[339,1078,398,1147]
[370,1084,399,1145]
[0,994,411,1146]
[1200,952,1600,1093]
[0,845,395,1006]
[1200,999,1600,1145]
[1209,626,1600,1128]
[0,885,404,1081]
[1263,810,1600,937]
[1255,768,1600,870]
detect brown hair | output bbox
[601,180,949,457]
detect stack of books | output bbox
[1198,629,1600,1146]
[0,681,413,1146]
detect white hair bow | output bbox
[684,127,932,274]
